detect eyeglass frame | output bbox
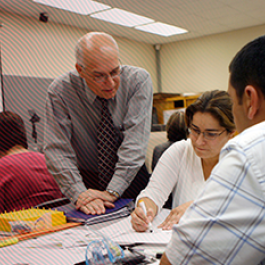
[188,126,227,140]
[79,60,122,83]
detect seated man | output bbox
[0,111,64,213]
[160,35,265,265]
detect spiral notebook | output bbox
[54,199,134,225]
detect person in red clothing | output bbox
[0,111,64,213]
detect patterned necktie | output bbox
[97,97,118,190]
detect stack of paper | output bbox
[98,209,171,245]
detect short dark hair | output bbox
[0,111,28,152]
[185,90,235,133]
[166,111,187,142]
[229,35,265,103]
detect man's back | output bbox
[165,121,265,264]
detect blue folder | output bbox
[55,198,134,225]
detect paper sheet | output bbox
[0,244,86,265]
[17,226,101,249]
[99,208,172,245]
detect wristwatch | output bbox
[106,189,120,199]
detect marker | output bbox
[138,199,153,233]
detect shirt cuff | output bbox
[64,182,87,204]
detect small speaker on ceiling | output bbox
[39,12,48,23]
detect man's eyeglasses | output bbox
[93,65,122,83]
[188,127,227,140]
[80,63,122,83]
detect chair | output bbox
[145,131,167,174]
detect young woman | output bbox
[131,90,236,232]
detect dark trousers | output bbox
[80,164,150,200]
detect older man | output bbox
[161,35,265,264]
[44,32,153,215]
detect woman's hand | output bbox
[131,206,155,232]
[158,200,193,230]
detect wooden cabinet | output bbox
[153,93,201,124]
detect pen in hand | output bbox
[138,199,153,233]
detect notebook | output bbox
[98,208,171,245]
[54,199,134,225]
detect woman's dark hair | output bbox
[0,111,28,152]
[166,111,187,142]
[185,90,235,133]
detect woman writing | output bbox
[131,90,236,232]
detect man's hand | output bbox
[79,198,115,215]
[158,201,193,230]
[76,189,116,209]
[76,189,118,215]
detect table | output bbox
[0,218,165,264]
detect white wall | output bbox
[161,24,265,94]
[2,10,265,95]
[0,11,157,91]
[0,11,157,149]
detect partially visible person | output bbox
[131,90,235,232]
[152,111,187,171]
[44,32,153,215]
[152,111,187,209]
[160,36,265,265]
[0,111,64,213]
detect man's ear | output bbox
[75,63,84,77]
[245,85,259,120]
[229,130,236,139]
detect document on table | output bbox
[98,208,172,245]
[17,226,100,249]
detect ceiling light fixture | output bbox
[33,0,188,37]
[136,22,188,37]
[33,0,111,15]
[91,8,154,27]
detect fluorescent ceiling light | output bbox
[136,22,188,37]
[33,0,111,15]
[91,8,154,27]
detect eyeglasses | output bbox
[93,65,122,83]
[188,127,227,140]
[80,63,122,83]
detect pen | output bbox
[138,199,153,233]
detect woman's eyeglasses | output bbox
[188,127,226,140]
